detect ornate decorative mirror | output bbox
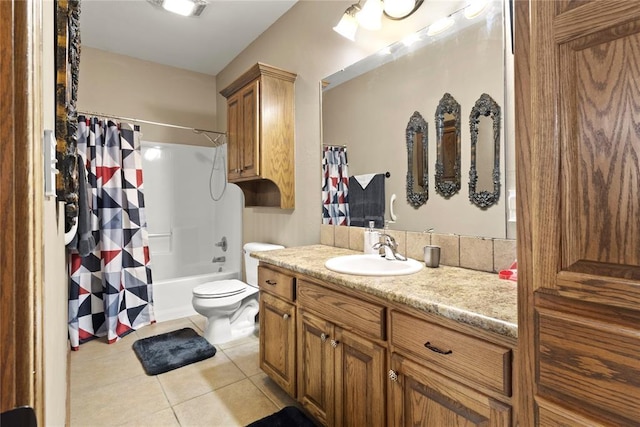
[55,0,81,231]
[434,93,461,198]
[469,93,501,209]
[406,111,429,208]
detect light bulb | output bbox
[427,16,454,36]
[162,0,195,16]
[383,0,416,19]
[333,11,358,41]
[357,0,383,30]
[464,0,488,19]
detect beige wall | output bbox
[216,1,445,247]
[216,0,512,246]
[77,47,219,146]
[42,1,68,425]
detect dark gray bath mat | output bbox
[246,406,315,427]
[132,327,216,375]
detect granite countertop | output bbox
[252,244,518,339]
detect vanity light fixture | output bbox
[147,0,208,17]
[426,16,454,36]
[464,0,488,19]
[333,0,424,40]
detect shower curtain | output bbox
[68,117,155,350]
[322,146,350,226]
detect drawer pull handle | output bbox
[388,370,398,382]
[320,333,328,342]
[265,280,277,286]
[330,339,340,348]
[283,313,290,320]
[424,342,452,355]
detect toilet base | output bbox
[201,298,259,345]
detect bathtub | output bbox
[152,269,240,322]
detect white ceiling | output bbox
[80,0,298,76]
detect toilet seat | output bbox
[193,279,247,299]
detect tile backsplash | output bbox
[320,224,517,274]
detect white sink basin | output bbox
[324,254,423,276]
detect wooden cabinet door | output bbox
[238,79,259,179]
[298,310,334,425]
[226,91,242,182]
[389,354,510,427]
[225,79,259,182]
[520,1,640,425]
[333,328,386,427]
[259,292,296,396]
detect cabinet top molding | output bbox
[220,62,298,98]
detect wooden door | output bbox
[333,328,385,427]
[389,354,511,427]
[226,91,242,181]
[519,1,640,425]
[259,292,296,396]
[297,310,334,425]
[239,80,259,179]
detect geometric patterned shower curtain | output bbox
[321,145,350,226]
[68,117,155,350]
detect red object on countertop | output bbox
[498,260,518,282]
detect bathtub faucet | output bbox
[211,256,226,263]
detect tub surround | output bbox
[252,244,517,339]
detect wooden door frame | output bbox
[514,0,534,425]
[0,0,45,421]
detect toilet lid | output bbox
[193,279,247,298]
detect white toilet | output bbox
[192,242,284,345]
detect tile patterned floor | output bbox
[70,316,298,426]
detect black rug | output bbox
[132,327,216,375]
[246,406,315,427]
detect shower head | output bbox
[194,129,226,147]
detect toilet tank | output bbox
[243,242,285,286]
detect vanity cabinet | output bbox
[257,265,296,396]
[220,63,297,209]
[297,279,386,427]
[256,261,516,427]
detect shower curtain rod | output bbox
[77,110,226,136]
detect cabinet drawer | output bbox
[258,266,295,301]
[297,280,385,341]
[390,311,511,396]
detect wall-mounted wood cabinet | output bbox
[220,63,296,209]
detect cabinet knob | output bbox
[320,333,328,342]
[330,339,339,348]
[388,370,398,382]
[283,313,289,320]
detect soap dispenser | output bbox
[364,221,379,254]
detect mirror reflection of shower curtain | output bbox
[68,117,155,350]
[322,146,349,226]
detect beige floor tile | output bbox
[70,331,138,362]
[135,317,197,339]
[70,375,169,426]
[222,340,261,377]
[117,408,179,427]
[249,372,299,410]
[172,378,278,426]
[158,351,246,405]
[71,350,146,394]
[217,330,259,350]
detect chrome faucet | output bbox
[211,256,226,263]
[373,234,407,261]
[215,236,228,252]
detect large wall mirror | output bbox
[321,0,511,238]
